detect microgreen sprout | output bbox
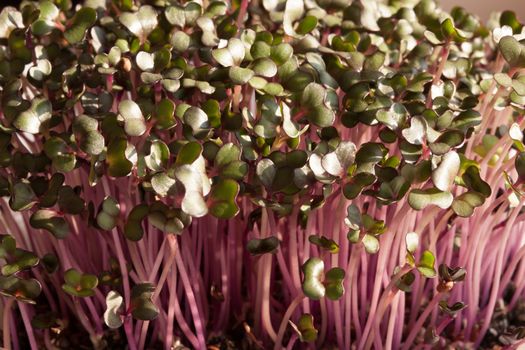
[0,0,525,349]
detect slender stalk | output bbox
[171,236,207,348]
[474,204,523,347]
[426,42,450,108]
[344,244,362,349]
[73,299,96,341]
[384,293,400,349]
[364,265,413,350]
[110,227,137,350]
[286,334,298,350]
[3,299,14,350]
[317,297,328,346]
[261,209,278,342]
[401,293,442,349]
[288,205,302,290]
[236,0,249,30]
[165,267,176,350]
[152,238,174,302]
[274,293,305,350]
[359,231,397,350]
[9,314,19,350]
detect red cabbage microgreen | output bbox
[1,0,525,349]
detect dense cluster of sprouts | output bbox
[1,0,525,348]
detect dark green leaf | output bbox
[247,237,280,255]
[131,283,159,321]
[308,235,339,253]
[209,179,239,219]
[324,267,345,300]
[30,210,69,239]
[64,7,97,44]
[290,313,318,342]
[297,16,318,35]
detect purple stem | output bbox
[3,298,14,350]
[171,236,207,348]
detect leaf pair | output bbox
[302,258,345,300]
[301,83,336,127]
[424,18,469,45]
[99,258,122,287]
[256,150,309,191]
[96,197,120,230]
[124,204,149,241]
[214,143,248,180]
[148,202,192,234]
[0,235,39,276]
[165,2,202,28]
[437,263,467,293]
[62,268,98,297]
[310,141,356,179]
[119,5,158,43]
[289,314,318,343]
[308,235,339,254]
[73,115,105,156]
[30,1,59,37]
[118,100,147,137]
[499,36,525,68]
[43,136,77,173]
[104,283,160,329]
[404,232,437,278]
[247,236,280,255]
[64,7,97,44]
[30,209,69,239]
[13,97,52,134]
[0,275,42,303]
[208,179,240,219]
[345,205,386,254]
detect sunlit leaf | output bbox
[64,7,97,44]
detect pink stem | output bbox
[273,293,304,350]
[171,236,207,348]
[3,299,14,350]
[401,293,442,349]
